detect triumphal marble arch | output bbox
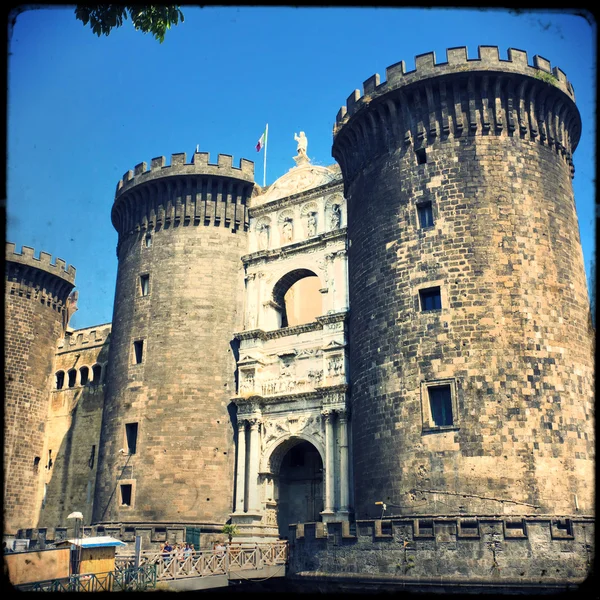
[231,141,351,539]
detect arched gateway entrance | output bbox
[269,438,324,538]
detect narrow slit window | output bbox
[120,484,132,507]
[144,233,152,248]
[56,371,65,390]
[133,340,144,364]
[428,385,453,427]
[417,202,434,229]
[420,287,442,311]
[140,274,150,296]
[125,423,138,455]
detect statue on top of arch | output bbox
[293,131,310,166]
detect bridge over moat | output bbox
[116,541,288,591]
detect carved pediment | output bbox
[256,164,339,204]
[238,354,265,366]
[322,340,346,351]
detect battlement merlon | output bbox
[5,243,76,285]
[333,46,577,132]
[115,151,255,198]
[57,323,112,352]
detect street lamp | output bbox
[67,511,83,575]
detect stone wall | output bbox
[287,517,594,589]
[332,47,594,519]
[38,325,110,527]
[93,152,253,527]
[4,244,75,534]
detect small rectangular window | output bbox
[120,484,132,506]
[428,385,453,426]
[417,202,434,229]
[144,233,152,248]
[416,148,427,165]
[419,287,442,311]
[133,340,144,364]
[140,274,150,296]
[125,423,138,454]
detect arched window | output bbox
[272,269,322,328]
[68,369,77,388]
[79,366,89,386]
[56,371,65,390]
[92,364,102,384]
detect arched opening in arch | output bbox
[92,364,102,384]
[67,369,77,388]
[269,439,323,538]
[79,366,89,386]
[55,371,65,390]
[272,269,321,328]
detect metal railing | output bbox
[115,541,288,582]
[14,565,157,592]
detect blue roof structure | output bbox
[60,536,127,548]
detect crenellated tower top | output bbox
[5,243,76,312]
[332,46,581,188]
[5,243,76,284]
[111,151,255,239]
[115,151,255,197]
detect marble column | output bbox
[245,273,257,330]
[234,419,247,513]
[338,410,350,514]
[247,418,261,513]
[338,249,349,311]
[322,410,335,516]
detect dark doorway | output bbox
[277,441,323,537]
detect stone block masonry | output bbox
[288,517,594,591]
[332,46,594,521]
[93,152,254,528]
[38,325,111,528]
[4,244,76,534]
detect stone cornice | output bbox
[249,178,343,216]
[316,311,348,325]
[232,384,349,406]
[242,228,347,266]
[235,321,322,342]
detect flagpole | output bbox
[263,124,268,187]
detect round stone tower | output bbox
[4,243,76,534]
[93,152,254,529]
[332,47,594,519]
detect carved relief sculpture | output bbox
[257,223,270,250]
[330,204,341,230]
[282,218,293,243]
[307,212,317,237]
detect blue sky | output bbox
[7,7,596,329]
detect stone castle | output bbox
[4,47,594,589]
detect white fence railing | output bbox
[115,541,288,582]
